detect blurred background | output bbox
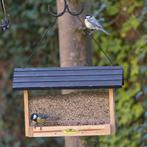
[0,0,147,146]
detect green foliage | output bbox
[91,0,146,146]
[0,0,61,146]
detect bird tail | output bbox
[99,28,110,35]
[43,114,49,119]
[39,114,49,119]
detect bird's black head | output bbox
[31,113,38,122]
[85,15,92,19]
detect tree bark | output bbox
[57,0,91,147]
[57,0,91,67]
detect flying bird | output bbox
[84,15,109,35]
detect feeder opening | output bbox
[29,90,110,127]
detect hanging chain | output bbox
[48,0,84,17]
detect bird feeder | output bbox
[12,66,123,137]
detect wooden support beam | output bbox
[109,89,116,134]
[31,124,111,137]
[33,124,111,132]
[23,90,31,136]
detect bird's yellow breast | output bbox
[37,117,46,124]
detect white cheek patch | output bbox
[33,115,37,119]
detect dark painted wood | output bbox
[14,66,122,72]
[13,80,122,90]
[13,75,122,83]
[12,66,123,90]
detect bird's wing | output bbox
[91,16,97,22]
[87,17,103,29]
[38,114,49,119]
[88,16,109,35]
[99,28,110,35]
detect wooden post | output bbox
[57,0,92,146]
[57,0,92,67]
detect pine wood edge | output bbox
[29,124,111,137]
[109,88,116,134]
[32,124,110,131]
[24,89,115,137]
[24,90,33,137]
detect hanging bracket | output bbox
[48,0,84,17]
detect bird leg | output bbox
[88,30,95,36]
[83,29,94,36]
[40,126,42,130]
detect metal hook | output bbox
[48,0,84,17]
[0,0,10,31]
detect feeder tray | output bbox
[12,66,123,137]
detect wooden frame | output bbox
[23,89,115,137]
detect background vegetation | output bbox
[0,0,146,146]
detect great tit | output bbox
[30,113,49,125]
[84,15,109,35]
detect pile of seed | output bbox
[29,91,110,126]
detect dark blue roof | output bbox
[12,66,124,90]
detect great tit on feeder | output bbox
[31,113,49,125]
[84,15,109,35]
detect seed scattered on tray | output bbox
[29,91,110,126]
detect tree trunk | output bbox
[57,0,91,147]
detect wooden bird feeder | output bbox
[12,66,123,137]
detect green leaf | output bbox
[106,3,119,16]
